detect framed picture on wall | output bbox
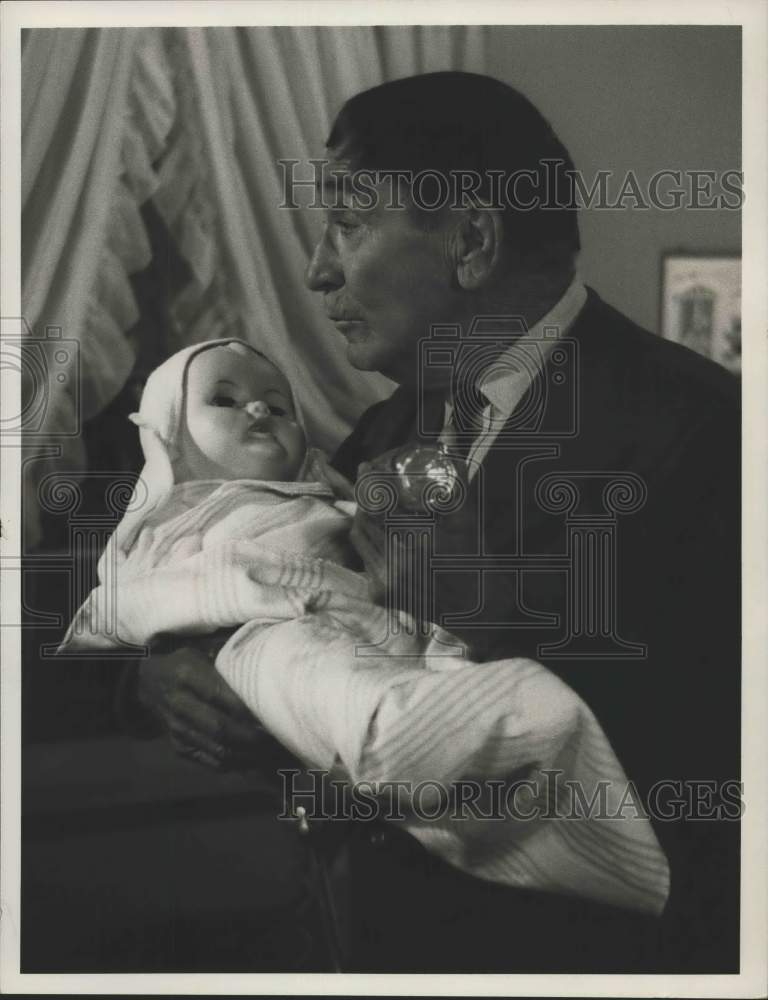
[660,253,741,373]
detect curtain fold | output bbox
[21,28,175,548]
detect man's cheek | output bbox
[344,241,396,309]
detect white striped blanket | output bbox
[217,602,670,916]
[59,478,670,915]
[59,479,361,652]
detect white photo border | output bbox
[2,2,766,997]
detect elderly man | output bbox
[137,73,740,973]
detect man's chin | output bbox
[346,342,417,386]
[345,340,381,373]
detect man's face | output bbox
[305,158,461,385]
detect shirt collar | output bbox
[479,277,587,418]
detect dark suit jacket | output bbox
[331,288,740,973]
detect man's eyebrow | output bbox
[317,174,354,199]
[214,378,237,387]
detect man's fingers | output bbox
[208,673,259,722]
[171,689,266,750]
[138,648,268,771]
[177,659,255,721]
[168,713,224,755]
[172,737,224,771]
[217,712,272,749]
[169,689,226,739]
[169,717,287,774]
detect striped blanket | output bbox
[216,595,670,916]
[59,478,670,915]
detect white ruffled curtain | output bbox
[22,28,174,549]
[22,25,490,548]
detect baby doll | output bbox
[59,338,363,652]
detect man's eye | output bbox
[211,395,237,407]
[268,405,287,417]
[335,215,360,234]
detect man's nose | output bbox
[305,226,343,292]
[244,400,270,422]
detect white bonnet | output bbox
[102,338,350,572]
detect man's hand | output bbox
[136,646,276,770]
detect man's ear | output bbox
[453,208,504,290]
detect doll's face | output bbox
[177,345,306,482]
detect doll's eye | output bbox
[211,394,237,407]
[268,404,287,416]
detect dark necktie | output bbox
[448,379,487,460]
[418,387,448,443]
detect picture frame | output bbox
[660,253,741,373]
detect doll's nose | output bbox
[244,400,270,421]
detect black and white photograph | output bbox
[1,1,766,995]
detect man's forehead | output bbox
[318,157,393,209]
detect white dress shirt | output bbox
[441,277,587,477]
